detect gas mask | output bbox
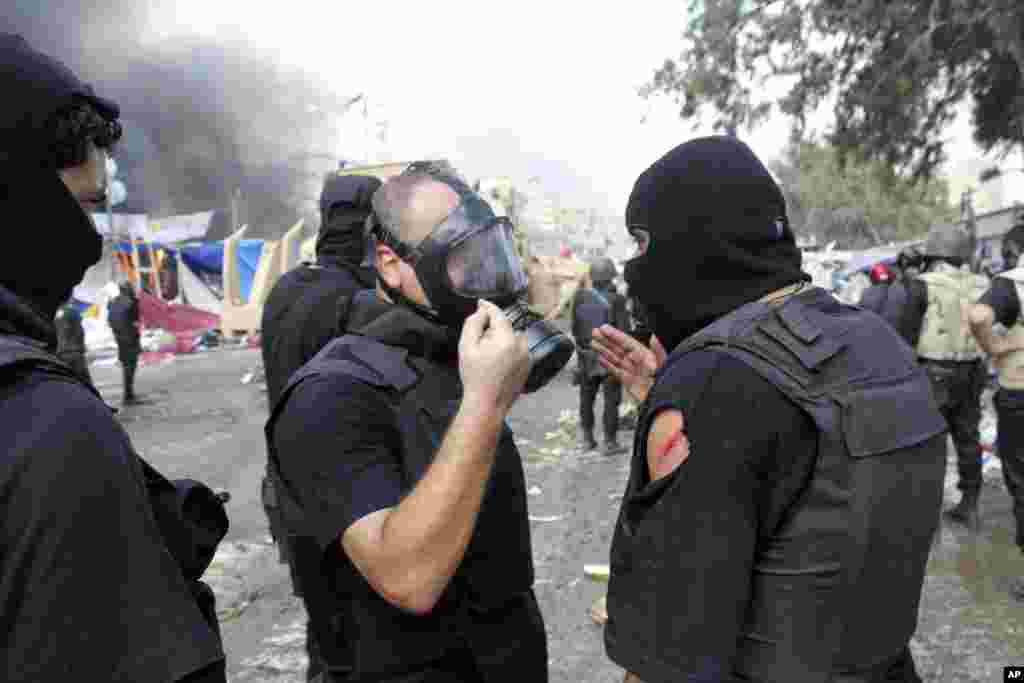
[368,166,574,392]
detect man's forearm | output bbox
[969,304,1008,356]
[971,319,1003,356]
[375,396,505,612]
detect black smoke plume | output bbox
[5,1,349,239]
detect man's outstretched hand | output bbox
[590,325,666,404]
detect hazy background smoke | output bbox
[6,1,352,239]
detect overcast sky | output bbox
[149,1,1022,216]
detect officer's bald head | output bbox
[372,172,460,246]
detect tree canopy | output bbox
[647,0,1024,181]
[773,142,956,248]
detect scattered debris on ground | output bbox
[590,596,608,626]
[529,514,567,523]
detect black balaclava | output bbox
[623,136,809,353]
[0,34,119,326]
[316,174,383,272]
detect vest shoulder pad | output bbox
[0,335,103,401]
[677,289,846,375]
[312,334,420,393]
[0,335,58,373]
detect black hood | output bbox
[623,136,809,352]
[0,34,118,168]
[317,174,382,269]
[0,35,119,324]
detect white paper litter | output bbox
[529,514,566,523]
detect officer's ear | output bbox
[376,243,404,290]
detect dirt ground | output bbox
[92,345,1024,682]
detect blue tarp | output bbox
[114,239,265,303]
[68,298,92,314]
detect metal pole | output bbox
[107,198,116,282]
[364,98,371,164]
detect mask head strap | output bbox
[367,161,502,266]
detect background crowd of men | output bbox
[3,30,1023,683]
[859,217,1024,600]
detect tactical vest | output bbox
[610,287,947,682]
[994,267,1024,390]
[264,333,545,681]
[0,334,229,635]
[915,265,989,361]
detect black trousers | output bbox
[287,534,324,682]
[261,475,323,681]
[996,388,1024,550]
[580,375,622,441]
[922,359,986,496]
[57,350,93,387]
[116,338,140,398]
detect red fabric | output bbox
[136,291,219,352]
[869,263,892,284]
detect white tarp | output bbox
[73,243,122,304]
[90,213,149,239]
[178,259,223,316]
[91,211,214,244]
[802,251,851,292]
[83,281,120,352]
[148,211,215,244]
[84,316,117,353]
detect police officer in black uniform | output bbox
[572,256,630,454]
[55,297,93,385]
[0,33,226,682]
[593,136,946,682]
[108,281,145,405]
[259,172,381,681]
[266,164,573,682]
[857,262,924,348]
[970,220,1024,600]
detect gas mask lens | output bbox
[439,215,570,392]
[445,218,528,299]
